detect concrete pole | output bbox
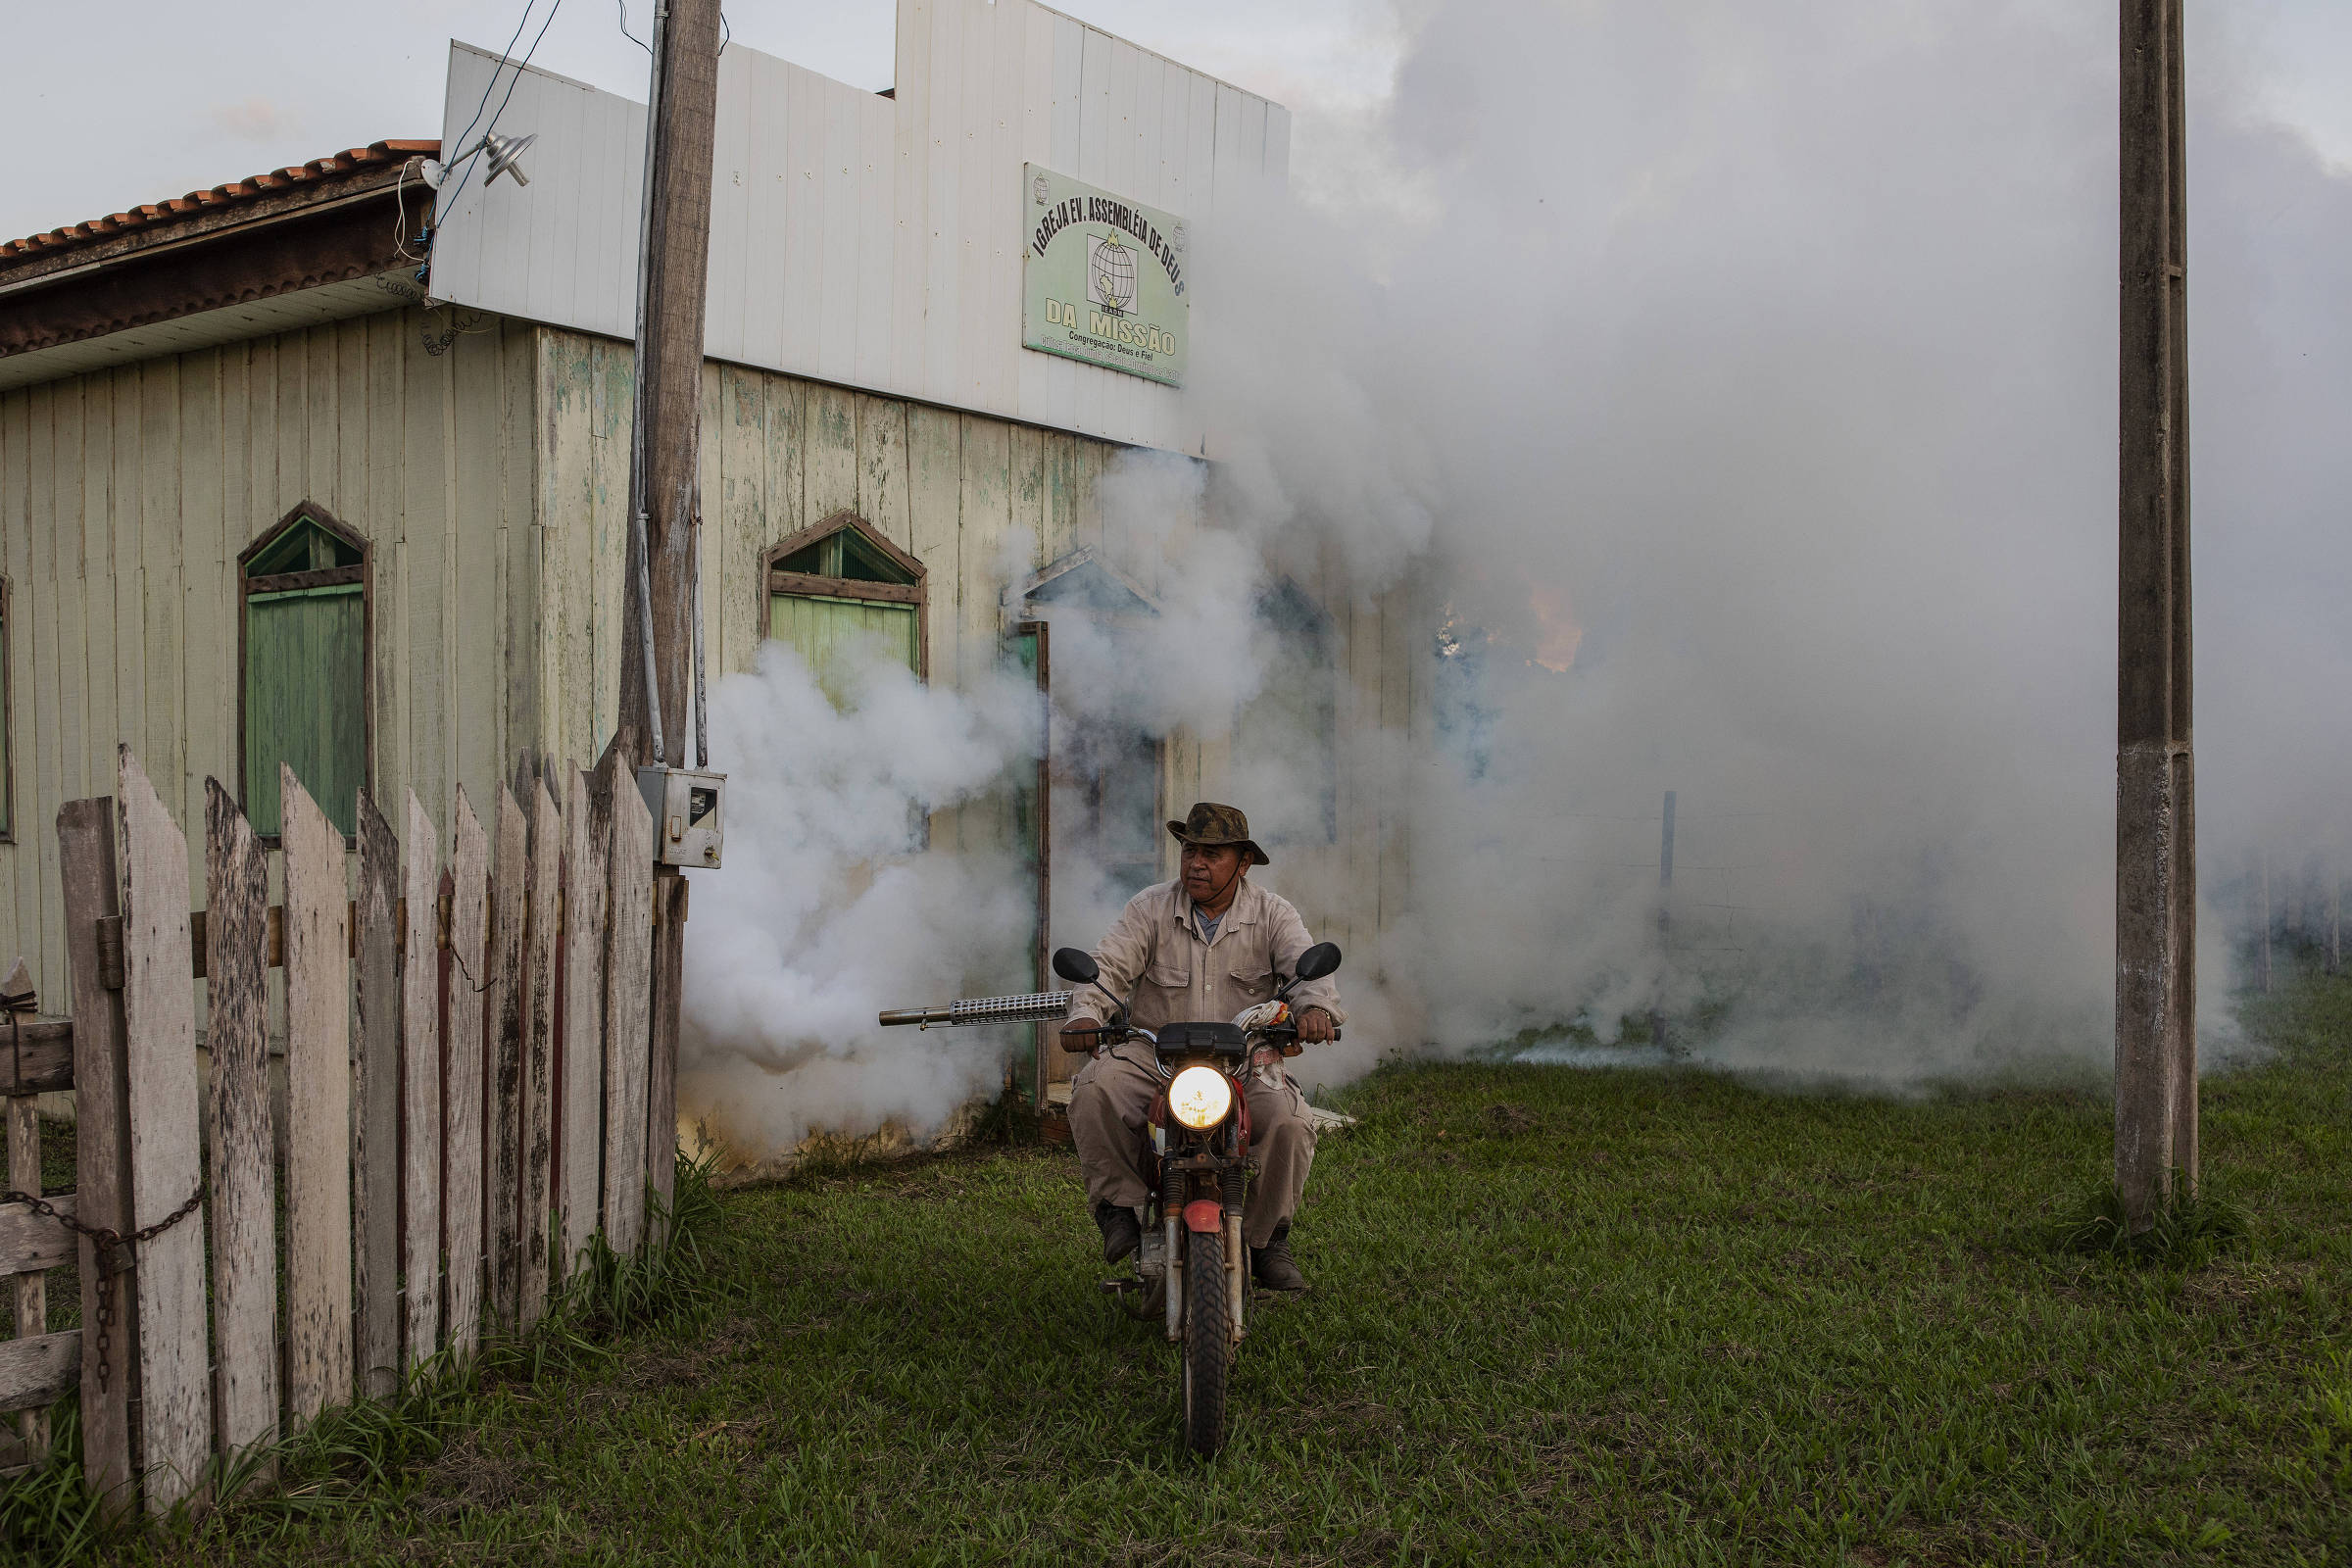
[2114,0,2197,1224]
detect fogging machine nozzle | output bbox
[877,992,1075,1029]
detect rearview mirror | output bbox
[1291,942,1343,984]
[1052,947,1100,986]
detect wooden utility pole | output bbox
[617,0,722,1234]
[619,0,724,768]
[2329,861,2341,976]
[1650,790,1675,1053]
[2258,852,2273,994]
[2114,0,2196,1226]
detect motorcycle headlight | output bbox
[1167,1064,1234,1131]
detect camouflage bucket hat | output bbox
[1167,801,1269,867]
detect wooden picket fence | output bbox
[0,741,687,1520]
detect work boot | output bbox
[1251,1221,1306,1291]
[1094,1201,1142,1264]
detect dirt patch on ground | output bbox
[1484,1103,1540,1135]
[416,1429,537,1519]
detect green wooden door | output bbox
[1003,626,1047,1098]
[768,592,918,695]
[245,583,367,837]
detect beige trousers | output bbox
[1068,1046,1315,1250]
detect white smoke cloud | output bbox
[676,639,1044,1158]
[1190,0,2352,1083]
[680,0,2352,1150]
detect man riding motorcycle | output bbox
[1063,802,1343,1291]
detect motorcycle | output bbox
[880,939,1343,1456]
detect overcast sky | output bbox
[4,0,2347,244]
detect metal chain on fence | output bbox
[1,1183,205,1390]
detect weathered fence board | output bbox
[444,791,490,1358]
[0,1191,76,1274]
[7,979,48,1457]
[604,773,656,1254]
[352,792,402,1400]
[0,1021,74,1095]
[487,786,528,1329]
[204,779,280,1474]
[0,1020,74,1091]
[649,874,686,1247]
[520,782,561,1327]
[58,798,135,1517]
[279,769,354,1431]
[560,760,611,1277]
[31,746,679,1519]
[116,749,212,1514]
[0,1331,80,1412]
[401,790,443,1372]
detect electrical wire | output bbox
[616,0,650,52]
[441,0,567,218]
[443,0,543,192]
[391,159,425,262]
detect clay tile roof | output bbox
[0,139,440,267]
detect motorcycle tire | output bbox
[1181,1230,1230,1458]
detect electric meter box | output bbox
[637,766,725,868]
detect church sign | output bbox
[1021,165,1189,387]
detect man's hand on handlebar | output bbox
[1297,1005,1335,1045]
[1061,1020,1107,1054]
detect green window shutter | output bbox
[245,584,366,837]
[768,593,918,699]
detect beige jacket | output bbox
[1066,878,1346,1033]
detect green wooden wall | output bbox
[0,305,539,1002]
[530,325,1426,971]
[0,307,1428,1016]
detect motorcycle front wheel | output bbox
[1180,1230,1230,1457]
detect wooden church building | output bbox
[0,0,1427,1074]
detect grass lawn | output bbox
[21,974,2352,1565]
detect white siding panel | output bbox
[954,0,997,411]
[1015,10,1067,433]
[1152,61,1188,211]
[529,72,584,335]
[705,44,758,367]
[982,0,1029,414]
[922,0,964,402]
[1186,70,1219,214]
[1103,40,1141,202]
[782,62,824,379]
[819,71,862,386]
[889,0,934,397]
[1077,26,1112,187]
[425,1,1287,456]
[602,88,646,342]
[857,92,898,392]
[1264,102,1293,192]
[1050,13,1084,172]
[739,53,787,371]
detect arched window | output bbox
[761,512,928,685]
[239,504,368,838]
